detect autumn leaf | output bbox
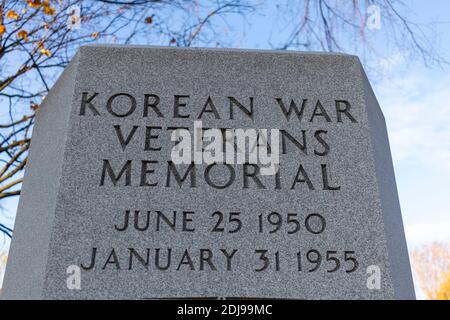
[7,10,20,20]
[43,5,56,16]
[0,25,5,36]
[30,102,39,111]
[17,30,29,41]
[37,40,44,50]
[145,16,153,24]
[27,0,42,8]
[436,272,450,300]
[91,32,99,39]
[40,47,51,56]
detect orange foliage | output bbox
[40,47,51,56]
[411,242,450,299]
[17,30,29,41]
[436,272,450,300]
[43,3,56,16]
[27,0,42,9]
[6,10,20,20]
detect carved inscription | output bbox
[76,92,360,276]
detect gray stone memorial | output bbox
[2,45,415,299]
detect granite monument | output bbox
[2,45,415,299]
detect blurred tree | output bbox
[271,0,445,68]
[0,0,445,237]
[411,242,450,300]
[0,0,253,209]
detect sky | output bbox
[365,0,450,249]
[225,0,450,249]
[1,0,450,295]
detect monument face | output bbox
[2,45,415,299]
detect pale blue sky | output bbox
[219,0,450,248]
